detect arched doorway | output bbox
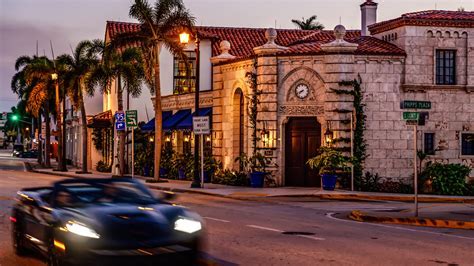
[285,117,321,187]
[233,88,244,170]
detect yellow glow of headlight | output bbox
[174,218,202,234]
[138,206,154,211]
[65,221,100,239]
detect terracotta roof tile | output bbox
[369,10,474,34]
[106,21,405,58]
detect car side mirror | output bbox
[161,191,176,201]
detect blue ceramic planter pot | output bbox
[321,174,337,190]
[250,171,265,188]
[178,169,186,180]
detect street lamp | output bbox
[180,31,202,188]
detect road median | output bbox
[349,210,474,230]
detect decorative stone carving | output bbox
[253,28,288,55]
[211,40,236,64]
[278,105,324,115]
[320,25,358,53]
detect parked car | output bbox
[11,178,204,265]
[19,149,38,158]
[12,144,24,157]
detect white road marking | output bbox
[325,212,474,241]
[298,235,325,241]
[247,225,284,233]
[204,217,230,223]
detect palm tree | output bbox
[12,55,57,168]
[58,41,99,173]
[291,15,325,30]
[111,0,195,180]
[87,41,145,176]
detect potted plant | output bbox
[203,157,221,183]
[173,153,188,180]
[307,146,351,190]
[235,153,268,188]
[160,146,174,177]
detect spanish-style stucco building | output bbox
[100,0,474,186]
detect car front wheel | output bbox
[12,221,28,256]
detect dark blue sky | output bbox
[0,0,470,112]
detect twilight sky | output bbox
[0,0,471,112]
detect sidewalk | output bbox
[26,161,474,203]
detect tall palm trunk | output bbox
[153,50,163,181]
[117,74,125,176]
[44,105,51,168]
[79,93,88,173]
[55,81,64,171]
[37,114,43,165]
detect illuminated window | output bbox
[173,51,196,94]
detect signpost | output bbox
[126,110,138,178]
[193,116,210,188]
[401,100,431,217]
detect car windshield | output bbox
[55,180,158,207]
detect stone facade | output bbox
[208,20,474,186]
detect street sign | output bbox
[0,120,5,128]
[115,111,125,122]
[126,110,138,128]
[193,116,210,135]
[115,121,126,131]
[0,112,7,120]
[401,101,431,110]
[403,112,419,120]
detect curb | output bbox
[349,210,474,230]
[24,162,106,179]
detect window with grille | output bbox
[461,133,474,156]
[173,51,196,94]
[423,133,435,155]
[436,50,456,85]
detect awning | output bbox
[175,107,212,130]
[141,111,172,132]
[163,109,191,131]
[87,110,112,128]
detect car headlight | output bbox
[65,221,100,239]
[174,218,202,234]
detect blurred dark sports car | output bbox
[10,178,204,266]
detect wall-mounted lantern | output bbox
[324,121,334,146]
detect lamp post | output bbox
[180,31,202,188]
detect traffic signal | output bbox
[11,114,19,121]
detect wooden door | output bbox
[285,117,321,187]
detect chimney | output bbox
[360,0,378,36]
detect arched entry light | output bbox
[324,121,333,146]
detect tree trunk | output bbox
[154,48,162,181]
[117,74,125,177]
[44,104,51,168]
[80,95,88,173]
[55,81,64,171]
[37,114,43,166]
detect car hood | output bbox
[56,203,193,241]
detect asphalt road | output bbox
[0,150,473,266]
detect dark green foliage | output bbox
[307,147,351,175]
[332,137,351,144]
[96,160,111,172]
[212,169,248,186]
[246,62,260,156]
[420,163,471,196]
[359,172,380,192]
[291,15,325,30]
[333,76,367,190]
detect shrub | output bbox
[212,169,248,186]
[420,163,471,196]
[377,181,413,194]
[96,160,111,173]
[359,172,380,192]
